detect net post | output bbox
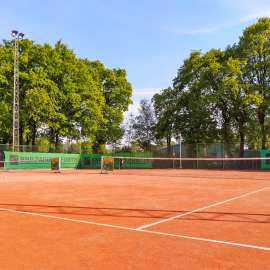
[4,161,5,172]
[58,157,61,173]
[196,144,199,169]
[100,156,104,173]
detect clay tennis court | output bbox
[0,169,269,269]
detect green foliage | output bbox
[132,98,156,150]
[83,60,133,152]
[0,39,132,148]
[123,113,135,147]
[237,17,270,149]
[172,50,220,144]
[149,17,270,151]
[152,87,179,155]
[131,141,141,153]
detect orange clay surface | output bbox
[0,169,269,269]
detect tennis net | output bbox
[100,156,270,173]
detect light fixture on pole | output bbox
[11,30,24,152]
[178,133,182,169]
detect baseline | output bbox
[137,186,270,230]
[0,207,269,251]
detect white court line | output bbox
[137,186,270,230]
[0,207,270,251]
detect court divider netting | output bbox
[100,156,270,173]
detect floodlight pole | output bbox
[178,133,182,169]
[11,30,24,152]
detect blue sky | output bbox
[1,0,270,117]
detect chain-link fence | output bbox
[0,142,268,170]
[104,142,266,170]
[150,142,263,170]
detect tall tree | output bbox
[172,47,251,157]
[132,98,156,151]
[237,17,270,149]
[123,113,135,149]
[152,87,179,156]
[83,60,133,153]
[0,39,132,150]
[172,50,219,144]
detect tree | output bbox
[0,39,105,146]
[152,87,179,156]
[0,39,132,150]
[237,17,270,149]
[172,50,219,144]
[132,98,156,151]
[83,60,133,153]
[172,47,252,158]
[38,41,105,148]
[123,113,135,148]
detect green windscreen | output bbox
[259,150,270,169]
[81,152,153,169]
[4,152,80,169]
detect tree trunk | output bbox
[258,107,266,150]
[240,132,244,158]
[223,117,230,142]
[48,127,54,153]
[237,111,246,158]
[167,136,171,157]
[31,124,36,145]
[19,124,23,146]
[50,128,54,143]
[26,134,30,145]
[92,146,100,154]
[55,132,59,148]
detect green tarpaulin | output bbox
[259,150,270,169]
[4,152,80,169]
[4,152,153,170]
[81,153,153,169]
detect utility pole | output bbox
[178,133,182,169]
[11,30,24,152]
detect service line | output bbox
[0,204,270,251]
[136,186,270,230]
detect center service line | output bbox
[136,186,270,230]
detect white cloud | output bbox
[165,0,270,35]
[222,0,269,12]
[223,0,270,22]
[166,21,238,34]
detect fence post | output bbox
[172,145,174,168]
[196,144,198,169]
[222,143,224,170]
